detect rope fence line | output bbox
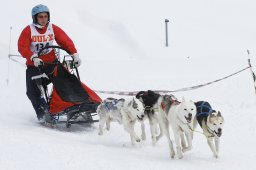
[247,50,256,94]
[95,65,253,96]
[155,66,251,93]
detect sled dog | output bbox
[136,90,196,158]
[97,97,146,145]
[167,98,196,159]
[193,101,224,158]
[136,90,162,144]
[136,90,179,158]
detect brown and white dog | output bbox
[193,101,224,158]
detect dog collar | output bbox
[206,124,215,138]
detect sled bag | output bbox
[51,64,89,103]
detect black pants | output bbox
[26,65,55,119]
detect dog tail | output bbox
[96,103,103,115]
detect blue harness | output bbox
[104,99,119,111]
[195,101,216,127]
[196,101,213,117]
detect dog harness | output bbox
[104,99,119,111]
[161,99,180,110]
[195,101,216,127]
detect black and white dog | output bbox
[193,101,224,158]
[136,90,163,145]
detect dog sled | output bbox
[33,45,102,128]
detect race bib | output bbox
[30,23,55,55]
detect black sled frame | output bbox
[33,45,99,128]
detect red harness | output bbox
[161,99,180,110]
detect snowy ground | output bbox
[1,0,256,170]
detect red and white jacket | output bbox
[18,23,77,66]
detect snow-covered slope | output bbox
[1,0,256,170]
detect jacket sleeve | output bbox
[18,25,33,60]
[52,24,77,54]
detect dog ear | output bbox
[128,100,132,107]
[209,112,214,117]
[163,95,167,100]
[136,91,145,99]
[148,90,155,96]
[118,98,125,102]
[217,111,222,117]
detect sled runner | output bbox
[33,45,102,128]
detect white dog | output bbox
[167,98,196,159]
[193,101,224,158]
[97,97,145,145]
[136,91,196,158]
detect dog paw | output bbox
[181,143,186,149]
[98,131,103,135]
[177,149,183,159]
[214,154,219,159]
[182,146,192,152]
[182,147,188,152]
[178,154,183,159]
[136,138,141,143]
[141,134,146,141]
[178,155,183,159]
[170,151,175,159]
[156,136,160,141]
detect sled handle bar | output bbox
[37,45,80,81]
[38,45,71,57]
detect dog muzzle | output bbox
[214,129,222,137]
[137,115,144,121]
[184,115,192,123]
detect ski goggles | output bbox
[37,15,49,19]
